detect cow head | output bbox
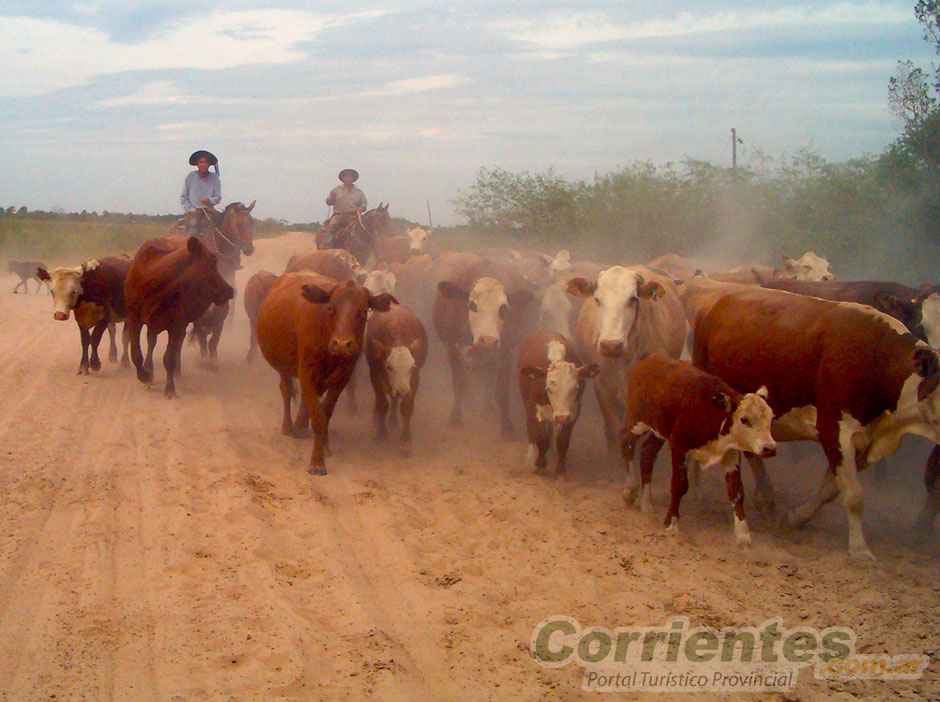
[438,276,534,352]
[915,290,940,348]
[523,342,599,425]
[301,279,397,358]
[38,260,98,320]
[538,282,574,337]
[363,269,396,296]
[548,249,571,277]
[187,236,235,305]
[777,252,833,281]
[372,339,421,400]
[566,266,665,357]
[406,227,431,255]
[716,386,777,458]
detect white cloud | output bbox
[0,9,386,97]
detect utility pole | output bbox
[731,127,738,169]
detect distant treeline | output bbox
[450,145,940,285]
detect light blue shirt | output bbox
[180,171,221,212]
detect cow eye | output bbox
[469,301,478,312]
[594,296,601,305]
[741,417,751,426]
[499,304,508,319]
[628,296,639,306]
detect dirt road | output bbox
[1,239,938,701]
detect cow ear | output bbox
[638,281,666,301]
[300,283,333,304]
[187,236,204,255]
[756,385,770,400]
[82,259,99,273]
[438,280,470,301]
[507,289,534,308]
[408,338,422,359]
[371,338,389,357]
[36,267,51,282]
[710,392,732,412]
[565,277,596,297]
[386,272,397,290]
[914,347,940,402]
[872,291,908,317]
[521,366,547,380]
[247,200,256,212]
[355,270,368,284]
[369,292,398,312]
[578,362,601,379]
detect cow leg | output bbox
[745,454,777,519]
[399,391,416,457]
[107,322,118,362]
[725,453,751,546]
[77,323,91,375]
[163,327,185,398]
[279,374,297,437]
[346,372,359,414]
[293,402,311,437]
[319,386,345,458]
[594,379,624,460]
[12,278,23,293]
[120,323,130,367]
[129,319,149,383]
[143,327,158,381]
[496,351,515,438]
[208,317,223,360]
[664,447,690,532]
[786,469,839,529]
[298,373,329,475]
[532,421,551,473]
[553,421,575,477]
[637,434,665,514]
[912,445,940,536]
[370,367,390,441]
[88,319,109,372]
[246,319,258,363]
[388,396,399,428]
[444,342,467,427]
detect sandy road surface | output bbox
[1,238,939,701]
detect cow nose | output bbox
[330,338,358,356]
[476,336,500,352]
[409,248,421,255]
[554,413,571,424]
[761,444,777,458]
[599,340,624,356]
[53,311,69,321]
[393,389,411,400]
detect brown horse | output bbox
[316,203,392,265]
[190,201,257,362]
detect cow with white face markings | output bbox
[566,265,687,465]
[362,269,397,297]
[776,251,834,281]
[433,257,536,436]
[694,285,940,558]
[517,331,599,476]
[373,227,432,265]
[621,354,776,544]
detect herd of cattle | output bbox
[15,214,940,560]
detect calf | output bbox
[257,272,395,474]
[8,260,49,293]
[621,354,775,544]
[374,227,431,265]
[365,303,428,455]
[243,269,278,362]
[363,268,397,297]
[37,256,132,374]
[284,249,367,282]
[518,331,598,476]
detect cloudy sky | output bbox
[0,1,933,224]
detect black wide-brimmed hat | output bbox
[189,150,218,166]
[338,168,359,182]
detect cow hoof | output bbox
[733,517,752,546]
[665,517,679,534]
[165,390,178,399]
[90,360,101,372]
[108,352,118,363]
[77,365,89,375]
[292,427,312,439]
[121,358,130,369]
[137,369,153,385]
[308,466,328,476]
[398,442,412,458]
[850,547,876,560]
[783,508,811,530]
[623,484,639,505]
[552,466,567,479]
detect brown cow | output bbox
[365,303,428,455]
[256,272,395,474]
[243,269,278,362]
[694,287,940,558]
[125,236,234,397]
[621,354,775,544]
[517,330,598,476]
[284,249,367,282]
[373,227,431,265]
[8,260,49,293]
[37,256,132,374]
[433,257,535,436]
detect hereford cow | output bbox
[37,256,132,374]
[363,269,397,297]
[694,287,940,558]
[365,303,428,455]
[8,260,49,294]
[621,354,776,544]
[256,272,395,474]
[566,266,686,469]
[243,269,278,362]
[373,227,431,265]
[433,257,535,436]
[284,249,367,282]
[125,236,234,398]
[517,331,599,476]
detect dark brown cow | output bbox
[517,330,598,476]
[694,287,940,558]
[433,257,535,436]
[256,272,395,474]
[125,236,234,397]
[8,260,49,293]
[37,256,132,374]
[365,303,428,455]
[621,354,775,544]
[283,249,367,282]
[243,269,278,362]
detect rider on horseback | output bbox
[181,150,222,237]
[323,168,367,248]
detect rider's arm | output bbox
[181,174,195,213]
[326,186,336,207]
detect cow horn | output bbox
[247,200,256,212]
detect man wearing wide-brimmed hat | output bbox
[181,150,222,235]
[323,168,367,248]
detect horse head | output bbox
[364,203,393,239]
[220,200,256,257]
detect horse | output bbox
[187,201,257,364]
[316,203,392,266]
